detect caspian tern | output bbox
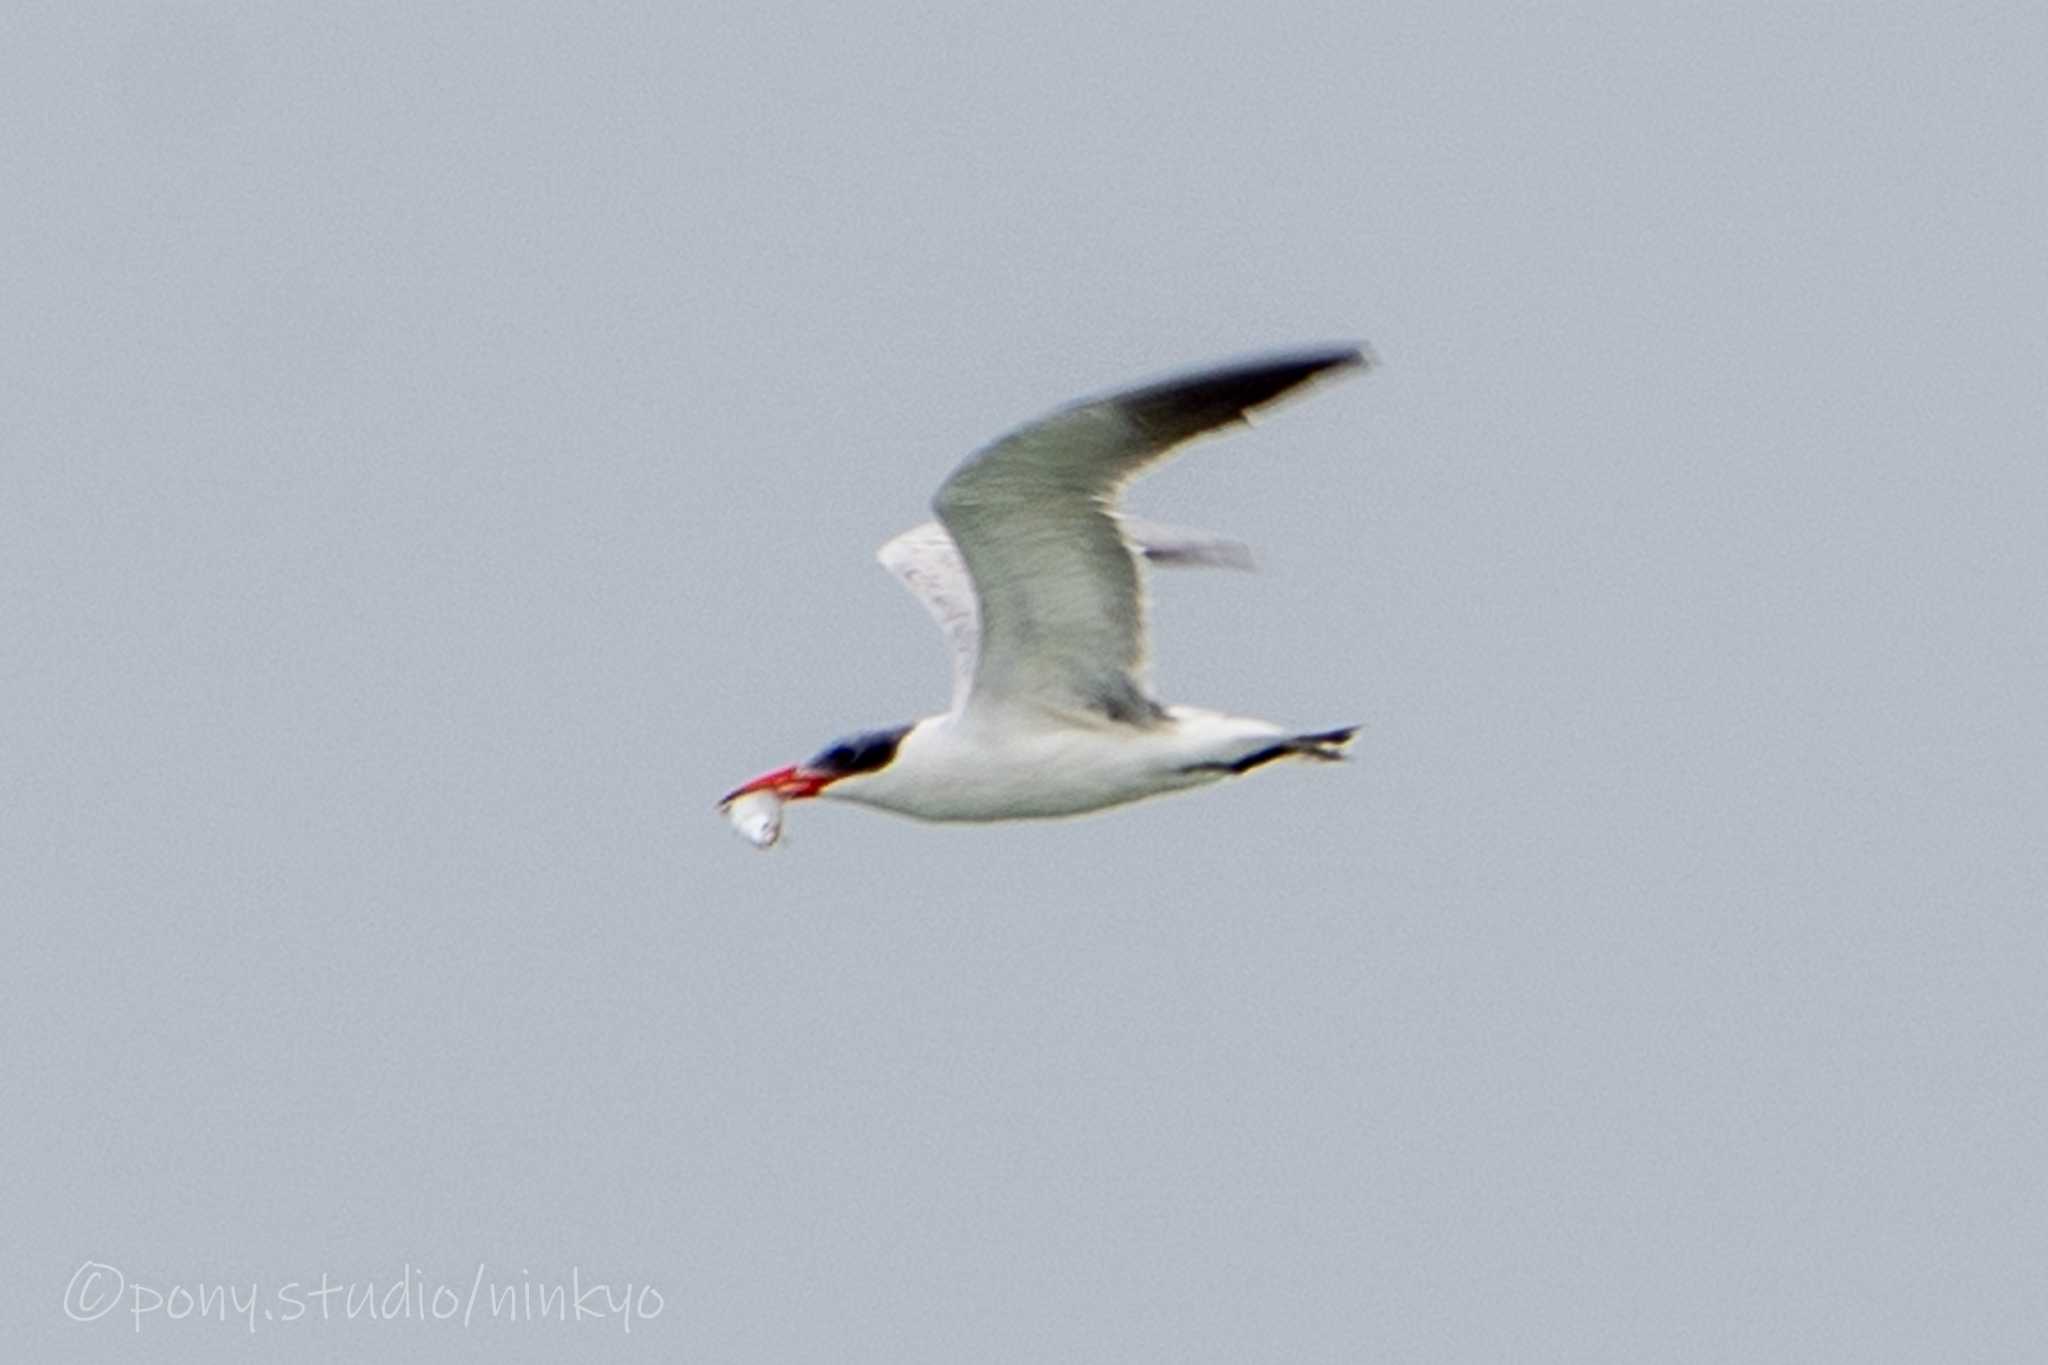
[720,346,1371,845]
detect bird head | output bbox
[719,723,912,806]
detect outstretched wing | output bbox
[876,521,983,713]
[877,517,1258,714]
[930,347,1368,723]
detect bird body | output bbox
[720,346,1371,845]
[822,706,1295,822]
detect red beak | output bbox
[718,764,834,807]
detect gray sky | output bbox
[6,3,2045,1361]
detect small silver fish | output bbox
[722,789,785,848]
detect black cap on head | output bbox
[805,724,911,778]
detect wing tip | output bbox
[1281,341,1377,384]
[1114,342,1375,439]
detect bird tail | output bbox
[1204,724,1361,775]
[1288,725,1359,762]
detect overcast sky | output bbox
[6,3,2045,1361]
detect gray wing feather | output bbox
[1118,516,1256,571]
[878,517,1257,714]
[931,347,1367,722]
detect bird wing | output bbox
[875,521,982,713]
[929,347,1368,723]
[878,517,1257,714]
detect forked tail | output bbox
[1206,724,1360,775]
[1288,725,1359,762]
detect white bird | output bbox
[719,346,1371,845]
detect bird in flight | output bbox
[720,345,1372,847]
